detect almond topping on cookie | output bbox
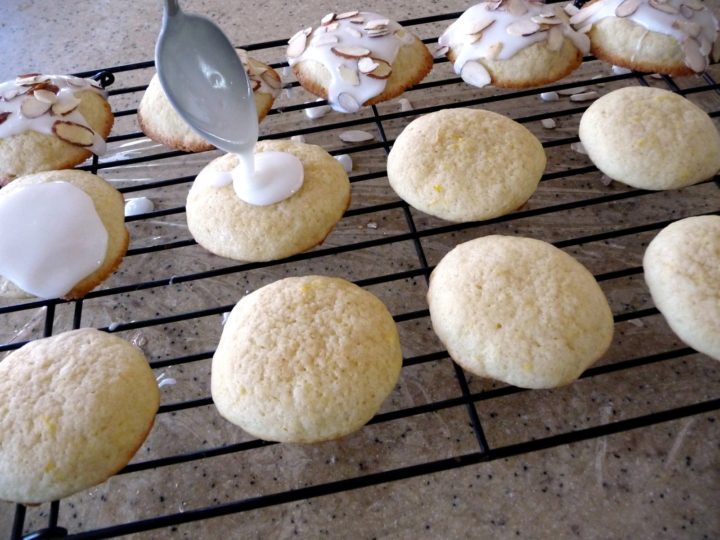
[486,41,504,59]
[33,89,58,104]
[366,58,392,79]
[466,18,495,35]
[348,16,366,24]
[547,25,564,52]
[367,29,391,38]
[460,60,491,87]
[287,33,307,58]
[250,79,260,91]
[672,19,702,38]
[569,1,604,25]
[321,12,336,25]
[505,0,529,16]
[365,19,389,30]
[337,92,361,113]
[52,120,95,146]
[51,97,81,115]
[345,27,363,38]
[260,70,282,90]
[336,10,360,20]
[0,112,10,125]
[435,44,450,57]
[682,38,707,72]
[506,19,540,36]
[331,46,371,59]
[338,65,360,85]
[682,0,703,9]
[358,57,379,73]
[531,14,562,25]
[615,0,643,17]
[648,0,679,13]
[20,96,51,118]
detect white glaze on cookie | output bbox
[287,11,414,113]
[197,150,304,206]
[0,75,108,154]
[569,0,719,73]
[438,0,591,87]
[0,181,108,298]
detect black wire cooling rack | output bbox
[4,9,720,539]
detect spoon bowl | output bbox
[155,0,257,155]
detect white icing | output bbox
[335,154,353,172]
[197,149,304,206]
[0,75,108,154]
[571,0,719,72]
[0,181,108,299]
[288,12,414,112]
[124,197,155,216]
[439,0,591,86]
[305,98,332,119]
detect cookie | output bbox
[138,51,282,152]
[569,0,719,75]
[387,108,546,222]
[186,139,350,262]
[579,86,720,190]
[439,0,590,89]
[643,215,720,361]
[212,276,402,443]
[0,74,114,185]
[0,328,159,504]
[428,235,614,389]
[0,169,129,300]
[287,11,433,113]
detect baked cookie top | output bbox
[0,169,129,300]
[138,50,282,153]
[579,86,720,190]
[643,215,720,361]
[387,108,546,222]
[569,0,719,75]
[287,10,432,112]
[428,235,614,389]
[0,328,159,504]
[439,0,590,88]
[0,74,114,184]
[212,276,403,443]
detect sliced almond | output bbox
[336,10,359,19]
[313,33,339,46]
[366,58,392,79]
[698,35,712,56]
[250,79,261,91]
[485,0,503,11]
[32,81,60,94]
[563,25,591,54]
[468,32,484,44]
[338,65,360,85]
[331,46,371,59]
[558,86,588,95]
[682,38,707,73]
[546,25,564,52]
[682,0,704,9]
[615,0,643,17]
[531,14,562,25]
[398,98,413,112]
[339,129,375,143]
[541,5,557,17]
[564,4,580,16]
[672,19,702,38]
[348,16,365,24]
[321,12,336,25]
[51,97,81,115]
[368,30,391,38]
[569,90,599,102]
[33,89,58,104]
[569,1,604,25]
[460,60,491,88]
[541,118,557,129]
[16,74,43,86]
[287,33,307,58]
[466,18,494,35]
[505,0,529,16]
[260,70,282,91]
[679,4,694,17]
[52,120,95,146]
[325,22,339,32]
[2,88,21,101]
[246,59,268,76]
[336,92,360,113]
[649,0,679,13]
[345,27,362,38]
[0,112,10,125]
[358,57,379,74]
[506,19,539,36]
[486,41,504,60]
[365,19,389,30]
[66,77,90,88]
[20,96,51,118]
[435,44,450,57]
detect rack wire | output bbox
[4,9,720,539]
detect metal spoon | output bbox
[155,0,258,155]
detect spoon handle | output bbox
[163,0,180,16]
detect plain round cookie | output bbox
[387,108,546,222]
[0,82,113,185]
[186,140,350,262]
[579,86,720,190]
[0,328,159,504]
[428,235,614,389]
[212,276,403,443]
[0,169,129,300]
[643,216,720,361]
[138,55,281,152]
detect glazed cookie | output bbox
[439,0,590,88]
[287,11,433,112]
[643,215,720,361]
[0,74,114,185]
[428,235,614,389]
[0,328,159,504]
[186,139,350,262]
[212,276,403,443]
[387,108,546,222]
[0,170,129,300]
[138,51,282,152]
[569,0,719,75]
[579,86,720,190]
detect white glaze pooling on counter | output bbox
[0,75,108,154]
[124,197,155,217]
[439,0,590,85]
[570,0,719,72]
[288,12,414,112]
[197,150,304,206]
[0,181,108,299]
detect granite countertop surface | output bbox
[1,1,719,538]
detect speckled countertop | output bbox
[1,1,719,539]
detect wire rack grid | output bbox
[3,8,720,540]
